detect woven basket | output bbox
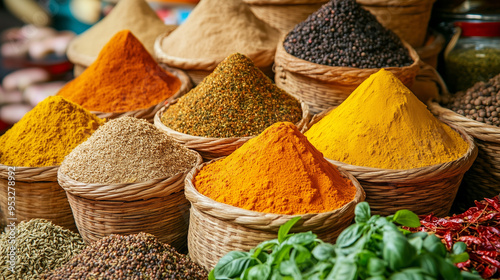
[428,102,500,212]
[89,65,192,122]
[185,160,366,270]
[305,110,478,217]
[0,164,77,232]
[154,99,311,160]
[356,0,436,48]
[242,0,328,34]
[154,32,276,85]
[57,153,202,251]
[274,36,421,114]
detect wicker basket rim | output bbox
[154,32,276,70]
[57,152,202,201]
[428,101,500,141]
[154,98,311,141]
[356,0,436,6]
[276,34,421,82]
[87,65,189,117]
[185,158,366,230]
[0,163,59,182]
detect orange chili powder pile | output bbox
[194,122,357,215]
[57,30,181,113]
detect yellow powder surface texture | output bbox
[194,122,357,215]
[305,69,469,170]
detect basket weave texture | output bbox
[274,36,421,114]
[89,65,192,122]
[243,0,328,33]
[154,32,276,85]
[0,164,77,232]
[356,0,436,48]
[154,100,311,160]
[57,153,202,250]
[184,160,366,270]
[306,110,478,217]
[428,102,500,212]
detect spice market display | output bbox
[0,0,499,279]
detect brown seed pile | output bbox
[60,117,198,184]
[42,232,208,279]
[161,53,302,138]
[445,73,500,126]
[0,219,86,280]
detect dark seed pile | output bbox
[161,53,302,138]
[445,73,500,126]
[283,0,413,68]
[42,232,208,280]
[0,219,85,280]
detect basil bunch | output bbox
[209,202,482,280]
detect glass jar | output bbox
[445,21,500,92]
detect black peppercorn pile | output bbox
[445,73,500,126]
[41,233,208,280]
[283,0,413,68]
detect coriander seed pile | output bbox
[42,232,208,279]
[161,53,302,138]
[0,219,85,280]
[60,116,198,184]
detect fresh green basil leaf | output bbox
[358,250,377,267]
[312,243,336,261]
[367,215,381,225]
[450,252,469,264]
[278,217,301,243]
[355,202,371,224]
[302,262,334,279]
[393,210,421,228]
[383,232,416,271]
[422,234,447,257]
[256,239,280,251]
[337,224,366,248]
[292,244,312,264]
[389,268,426,280]
[339,233,370,256]
[326,258,357,280]
[270,269,283,280]
[209,269,216,280]
[408,232,428,240]
[417,253,439,277]
[460,271,483,280]
[246,264,271,280]
[270,244,293,266]
[366,276,387,280]
[408,236,423,253]
[284,232,317,246]
[367,257,386,276]
[453,242,467,255]
[438,259,462,280]
[214,251,254,278]
[280,259,302,279]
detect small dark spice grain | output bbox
[444,73,500,127]
[161,53,302,138]
[41,232,208,280]
[283,0,413,69]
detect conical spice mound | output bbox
[194,122,357,215]
[161,53,302,138]
[58,30,181,113]
[305,69,468,169]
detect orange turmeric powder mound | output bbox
[57,30,181,113]
[194,122,357,215]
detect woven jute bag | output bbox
[184,160,366,270]
[356,0,436,48]
[274,36,421,114]
[68,25,177,77]
[0,164,77,232]
[305,110,478,217]
[154,32,276,85]
[154,99,311,160]
[57,153,202,251]
[88,65,192,123]
[428,102,500,212]
[242,0,328,33]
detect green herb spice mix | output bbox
[161,53,302,138]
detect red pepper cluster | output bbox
[413,196,500,279]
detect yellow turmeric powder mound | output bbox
[194,122,356,215]
[0,96,104,167]
[305,69,468,170]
